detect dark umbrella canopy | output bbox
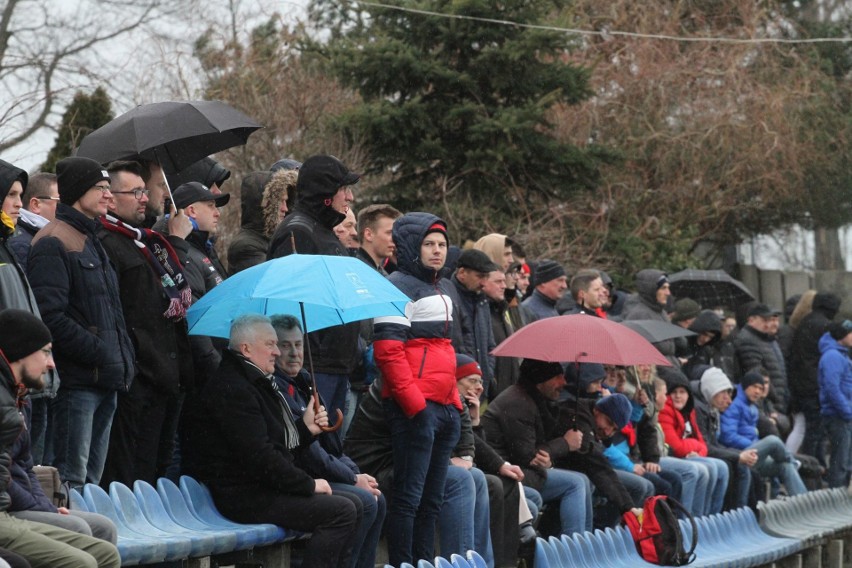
[76,100,261,173]
[668,269,754,311]
[621,319,696,344]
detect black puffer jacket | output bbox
[789,292,841,401]
[0,356,26,513]
[227,171,273,274]
[444,275,495,390]
[734,325,788,409]
[28,204,135,391]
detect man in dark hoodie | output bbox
[165,156,230,196]
[623,269,678,366]
[789,292,842,463]
[267,155,362,438]
[227,169,297,273]
[681,309,723,377]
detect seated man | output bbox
[269,314,385,568]
[181,314,358,567]
[481,358,595,537]
[719,370,807,497]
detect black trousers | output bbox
[487,474,520,568]
[213,484,359,568]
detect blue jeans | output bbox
[824,417,852,488]
[524,486,543,520]
[750,435,807,496]
[659,457,703,515]
[613,469,654,508]
[51,388,117,488]
[734,462,752,508]
[385,399,460,566]
[539,468,593,536]
[439,466,493,567]
[688,456,729,515]
[330,483,387,568]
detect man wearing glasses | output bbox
[9,173,59,273]
[96,161,195,488]
[27,156,136,490]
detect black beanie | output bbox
[56,157,110,206]
[741,371,765,390]
[0,309,52,362]
[595,393,633,430]
[828,320,852,342]
[519,358,564,385]
[533,259,566,286]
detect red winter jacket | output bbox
[658,396,708,458]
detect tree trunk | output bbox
[814,226,845,270]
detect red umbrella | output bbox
[491,314,672,366]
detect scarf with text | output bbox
[99,214,192,320]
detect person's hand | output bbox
[498,462,524,481]
[633,463,646,476]
[354,473,381,498]
[563,428,583,452]
[464,391,481,425]
[57,507,70,515]
[686,451,699,458]
[302,395,328,435]
[530,449,552,469]
[644,462,661,474]
[600,388,611,397]
[168,207,193,240]
[740,449,758,466]
[451,456,473,470]
[313,479,332,494]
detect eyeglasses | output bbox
[462,376,484,385]
[92,185,112,193]
[111,189,150,199]
[35,196,60,201]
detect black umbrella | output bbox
[620,319,696,344]
[668,269,755,311]
[76,100,262,174]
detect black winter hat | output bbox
[166,157,231,190]
[519,358,564,385]
[741,370,765,390]
[296,155,359,199]
[56,157,110,206]
[270,158,302,172]
[0,309,52,363]
[595,393,632,430]
[533,259,566,286]
[828,320,852,341]
[456,249,500,274]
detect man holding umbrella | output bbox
[267,155,362,437]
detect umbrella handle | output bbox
[319,407,344,433]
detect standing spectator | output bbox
[165,157,230,195]
[97,161,194,486]
[355,204,401,275]
[444,249,498,394]
[0,162,58,466]
[556,269,608,317]
[333,208,359,250]
[784,290,816,454]
[28,157,135,488]
[734,304,789,412]
[473,233,514,272]
[371,212,462,565]
[789,292,841,464]
[520,260,567,323]
[623,269,678,366]
[8,173,58,273]
[682,310,723,378]
[817,321,852,488]
[181,314,358,568]
[227,170,296,273]
[0,309,121,568]
[138,160,169,228]
[267,155,362,437]
[482,270,520,397]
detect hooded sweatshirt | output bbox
[0,161,40,316]
[818,331,852,421]
[658,371,709,458]
[473,233,508,270]
[623,269,677,364]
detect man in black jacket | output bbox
[181,314,358,568]
[0,309,120,568]
[734,303,789,412]
[267,155,362,437]
[97,161,195,487]
[28,157,136,489]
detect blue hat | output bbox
[595,394,632,430]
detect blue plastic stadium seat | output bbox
[135,479,238,555]
[434,557,454,568]
[178,476,290,545]
[108,482,193,560]
[417,560,436,568]
[69,488,89,512]
[465,550,488,568]
[533,538,552,568]
[82,483,169,565]
[449,553,470,568]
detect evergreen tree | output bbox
[310,0,615,233]
[42,88,113,172]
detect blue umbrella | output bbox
[186,254,410,338]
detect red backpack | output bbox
[622,495,698,566]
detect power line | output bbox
[354,1,852,44]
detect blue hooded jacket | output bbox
[818,332,852,421]
[719,384,758,449]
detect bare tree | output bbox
[0,0,181,156]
